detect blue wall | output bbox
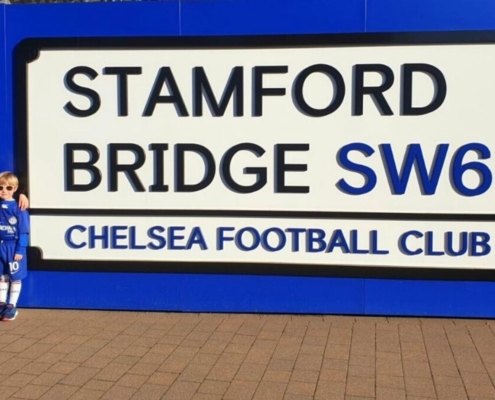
[2,0,495,317]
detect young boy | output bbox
[0,172,29,321]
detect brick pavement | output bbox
[0,310,494,399]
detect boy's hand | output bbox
[18,194,29,211]
[14,254,23,261]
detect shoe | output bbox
[2,305,17,321]
[0,303,6,319]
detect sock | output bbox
[8,281,21,307]
[0,276,8,304]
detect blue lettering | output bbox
[110,226,128,249]
[336,143,377,195]
[168,226,186,250]
[147,226,166,250]
[261,228,286,252]
[306,229,326,253]
[425,231,444,256]
[350,229,368,254]
[399,230,423,255]
[470,232,491,256]
[187,227,207,250]
[370,230,389,255]
[326,229,350,253]
[451,143,492,197]
[129,226,146,250]
[89,226,109,249]
[380,143,448,195]
[445,231,468,256]
[217,227,235,250]
[65,225,87,249]
[235,227,260,251]
[285,228,305,252]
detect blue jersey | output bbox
[0,200,30,256]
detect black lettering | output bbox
[149,143,169,192]
[108,144,146,192]
[293,64,345,117]
[353,64,394,116]
[103,67,142,116]
[275,144,310,193]
[220,143,267,193]
[401,63,447,115]
[175,144,215,192]
[253,66,288,116]
[143,67,189,117]
[193,67,244,117]
[64,143,102,191]
[63,66,101,117]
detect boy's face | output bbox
[0,183,17,200]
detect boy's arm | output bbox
[15,178,29,210]
[15,210,30,256]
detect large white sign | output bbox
[21,37,495,268]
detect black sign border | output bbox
[13,31,495,281]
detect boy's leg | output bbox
[3,280,21,321]
[0,243,10,316]
[0,275,8,316]
[3,244,27,321]
[8,281,21,307]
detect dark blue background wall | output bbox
[2,0,495,317]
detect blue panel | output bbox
[19,271,183,311]
[182,0,365,36]
[365,279,495,318]
[367,0,495,32]
[4,0,495,318]
[182,275,365,314]
[6,3,180,38]
[0,5,10,172]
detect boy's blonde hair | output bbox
[0,172,19,187]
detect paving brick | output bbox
[198,380,230,395]
[146,372,178,386]
[68,389,105,400]
[191,394,222,400]
[3,373,37,388]
[82,379,114,391]
[38,384,78,400]
[128,362,159,376]
[404,376,436,398]
[60,367,100,386]
[290,370,319,384]
[10,384,50,399]
[345,376,374,397]
[376,387,406,400]
[0,386,20,400]
[48,362,80,375]
[435,384,468,400]
[130,384,169,400]
[314,380,345,399]
[19,362,52,375]
[94,362,131,382]
[319,368,347,382]
[100,385,137,400]
[31,373,67,387]
[115,373,149,388]
[235,363,267,382]
[347,364,374,378]
[157,356,191,373]
[11,310,495,400]
[223,380,259,400]
[263,370,292,383]
[162,381,200,400]
[253,381,286,400]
